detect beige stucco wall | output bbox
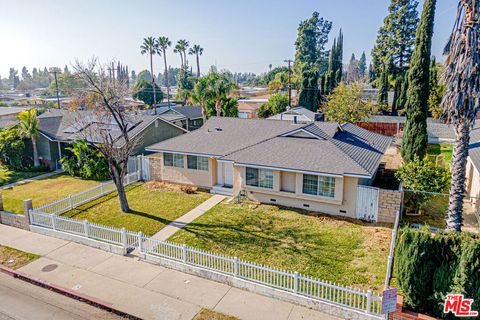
[233,166,359,218]
[466,158,480,210]
[149,152,215,188]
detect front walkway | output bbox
[0,224,339,320]
[0,169,63,190]
[150,194,226,241]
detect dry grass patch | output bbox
[0,246,39,270]
[193,309,238,320]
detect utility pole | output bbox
[49,69,61,109]
[284,59,293,108]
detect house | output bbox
[0,107,27,129]
[34,109,186,169]
[145,117,391,219]
[155,106,204,131]
[237,101,262,119]
[465,128,480,209]
[268,107,324,122]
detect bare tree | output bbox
[441,1,480,231]
[71,59,142,212]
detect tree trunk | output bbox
[111,164,130,213]
[31,136,40,167]
[150,54,157,114]
[196,54,200,78]
[215,98,221,117]
[163,51,170,105]
[201,101,206,122]
[447,120,470,231]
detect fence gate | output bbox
[140,155,150,181]
[356,185,379,222]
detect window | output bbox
[246,167,273,189]
[187,155,209,171]
[302,174,335,198]
[164,153,183,168]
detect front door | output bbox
[223,162,234,187]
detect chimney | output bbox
[292,115,297,124]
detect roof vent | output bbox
[215,127,223,132]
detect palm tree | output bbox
[174,39,189,68]
[189,44,204,77]
[192,76,210,121]
[140,36,160,113]
[208,72,235,117]
[158,36,172,105]
[441,1,480,231]
[17,109,40,167]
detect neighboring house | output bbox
[34,109,186,169]
[237,99,268,119]
[464,128,480,210]
[146,117,391,219]
[268,107,324,122]
[0,107,27,129]
[155,106,204,131]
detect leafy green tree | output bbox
[189,44,204,77]
[17,109,40,167]
[132,80,163,107]
[267,71,288,93]
[372,0,419,75]
[298,65,320,111]
[257,93,289,118]
[401,0,436,162]
[60,139,109,180]
[47,72,84,96]
[0,129,26,170]
[140,37,160,110]
[8,68,20,89]
[441,0,480,231]
[177,68,195,104]
[158,36,172,104]
[428,58,445,118]
[136,70,152,82]
[192,76,210,121]
[206,71,236,117]
[323,82,377,123]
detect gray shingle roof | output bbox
[147,117,392,177]
[37,109,171,146]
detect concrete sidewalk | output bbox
[150,194,226,241]
[0,224,339,320]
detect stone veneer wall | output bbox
[377,189,402,223]
[0,211,30,230]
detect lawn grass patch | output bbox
[427,144,453,166]
[403,194,448,229]
[61,183,211,236]
[1,174,100,214]
[0,245,39,269]
[169,202,391,290]
[193,309,238,320]
[0,165,48,187]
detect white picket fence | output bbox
[32,171,141,216]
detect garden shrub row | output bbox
[395,227,479,318]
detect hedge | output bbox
[394,227,479,318]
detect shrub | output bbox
[0,128,28,170]
[180,185,197,194]
[60,139,109,180]
[395,228,480,317]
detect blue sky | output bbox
[0,0,456,77]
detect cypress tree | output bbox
[377,68,389,109]
[358,51,367,78]
[401,0,436,161]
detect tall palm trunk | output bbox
[31,136,40,167]
[162,50,170,105]
[196,53,200,77]
[447,120,470,231]
[215,97,221,117]
[150,53,158,114]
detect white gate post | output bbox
[68,195,73,209]
[233,257,238,277]
[366,290,372,314]
[293,272,299,293]
[84,220,90,237]
[182,244,187,264]
[137,155,143,181]
[121,227,127,255]
[137,231,143,253]
[51,214,56,230]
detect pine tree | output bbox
[401,0,436,162]
[377,68,389,109]
[358,51,367,78]
[368,63,376,83]
[372,0,419,75]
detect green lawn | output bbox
[0,166,49,187]
[169,202,391,290]
[61,183,212,236]
[1,174,100,214]
[427,144,453,166]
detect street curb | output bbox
[0,265,141,319]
